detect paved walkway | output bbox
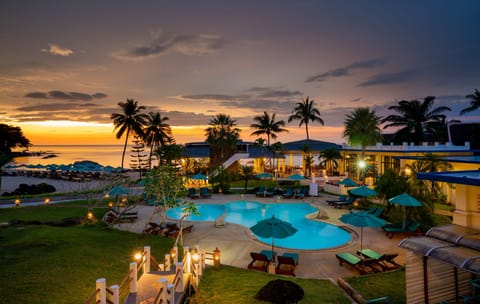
[115,193,409,281]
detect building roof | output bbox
[399,224,480,274]
[281,139,341,151]
[417,170,480,186]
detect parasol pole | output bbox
[360,227,363,251]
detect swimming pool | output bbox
[165,200,351,250]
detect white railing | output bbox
[210,152,250,176]
[342,141,471,152]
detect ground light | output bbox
[44,197,50,205]
[134,249,143,262]
[213,247,221,268]
[14,198,21,207]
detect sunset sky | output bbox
[1,1,480,146]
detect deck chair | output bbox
[383,220,421,238]
[357,248,401,270]
[282,188,295,199]
[143,222,165,235]
[275,252,299,277]
[248,250,276,272]
[166,224,194,238]
[256,187,266,197]
[214,212,227,228]
[102,208,138,224]
[335,252,376,274]
[333,196,355,209]
[326,195,347,206]
[200,187,211,198]
[294,187,308,199]
[367,207,384,217]
[188,188,200,199]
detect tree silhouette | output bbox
[288,96,324,144]
[460,89,480,115]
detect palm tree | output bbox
[205,114,240,167]
[143,112,173,168]
[288,96,324,144]
[251,112,288,169]
[344,107,382,183]
[460,89,480,115]
[382,96,451,144]
[111,99,149,168]
[319,147,341,176]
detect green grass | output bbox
[0,204,173,304]
[188,265,351,304]
[347,269,406,303]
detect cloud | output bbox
[16,103,100,112]
[24,90,108,101]
[41,43,74,56]
[181,94,242,101]
[246,87,303,98]
[113,30,228,61]
[306,58,385,83]
[357,69,417,87]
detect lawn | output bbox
[347,269,406,303]
[0,204,173,304]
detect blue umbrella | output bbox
[349,185,377,197]
[191,173,207,180]
[250,215,298,258]
[256,173,273,179]
[338,177,358,187]
[340,211,387,250]
[288,173,305,180]
[388,193,423,228]
[108,185,130,196]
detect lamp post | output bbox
[44,197,50,205]
[213,247,221,268]
[358,159,366,185]
[14,198,21,207]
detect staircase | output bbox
[210,152,249,177]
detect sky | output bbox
[1,0,480,146]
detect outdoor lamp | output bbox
[191,249,200,263]
[213,247,221,268]
[108,202,113,208]
[104,193,110,199]
[358,159,366,169]
[86,211,95,221]
[353,200,359,210]
[44,197,50,205]
[134,250,143,261]
[170,247,177,259]
[14,198,21,207]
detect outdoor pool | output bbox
[166,200,352,250]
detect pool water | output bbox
[165,200,351,250]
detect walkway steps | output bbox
[123,270,189,304]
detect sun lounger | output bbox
[327,195,347,205]
[166,224,194,238]
[294,187,308,199]
[214,212,227,228]
[248,250,277,272]
[335,252,376,274]
[188,188,200,199]
[357,248,401,270]
[143,222,165,234]
[200,187,211,198]
[333,196,355,209]
[102,208,138,225]
[282,188,295,199]
[275,252,299,277]
[383,220,421,238]
[365,296,391,303]
[367,207,384,217]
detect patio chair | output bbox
[248,250,276,272]
[294,187,308,199]
[327,195,347,206]
[199,187,211,198]
[333,196,356,209]
[357,248,401,270]
[102,208,138,224]
[282,188,295,199]
[383,220,421,238]
[275,252,299,277]
[143,222,165,235]
[367,207,384,217]
[214,212,227,228]
[188,188,200,199]
[335,252,376,275]
[166,224,194,239]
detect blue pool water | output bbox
[166,201,351,250]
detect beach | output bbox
[0,175,105,194]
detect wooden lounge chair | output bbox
[166,224,194,238]
[214,212,227,228]
[275,252,299,277]
[102,208,138,224]
[143,222,165,234]
[335,252,376,274]
[357,248,401,270]
[327,195,347,206]
[248,250,276,272]
[383,220,421,238]
[333,196,355,209]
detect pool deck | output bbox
[115,193,409,280]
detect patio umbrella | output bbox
[108,185,131,196]
[250,215,298,258]
[348,185,377,197]
[388,193,423,228]
[339,211,387,251]
[338,177,358,187]
[256,172,273,179]
[288,173,305,180]
[190,173,207,180]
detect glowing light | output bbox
[358,160,366,169]
[134,251,143,261]
[44,197,50,205]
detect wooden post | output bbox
[144,246,151,273]
[175,262,184,292]
[110,285,119,304]
[168,283,175,303]
[184,246,191,274]
[130,262,138,293]
[159,278,168,304]
[172,246,178,264]
[165,253,171,271]
[96,278,106,304]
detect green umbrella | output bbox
[339,211,387,250]
[256,172,273,179]
[250,215,298,258]
[349,185,377,197]
[108,185,131,196]
[388,193,423,228]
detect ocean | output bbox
[12,145,135,168]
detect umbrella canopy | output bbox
[256,172,273,179]
[250,215,298,258]
[190,173,207,180]
[388,193,423,228]
[108,185,131,196]
[338,177,358,187]
[288,173,305,180]
[339,211,387,250]
[349,185,377,197]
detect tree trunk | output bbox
[121,130,129,169]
